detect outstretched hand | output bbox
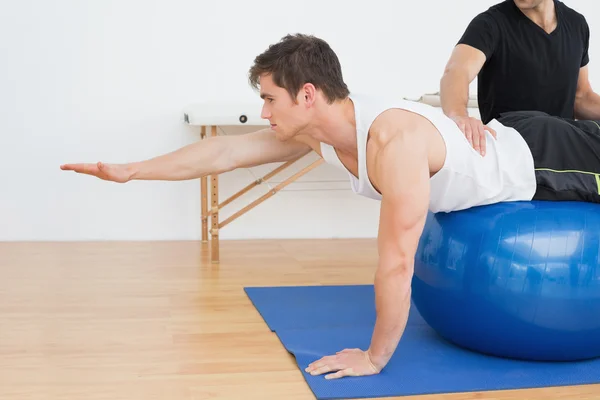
[305,348,381,380]
[60,162,133,183]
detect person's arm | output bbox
[303,124,431,380]
[366,128,430,370]
[440,12,499,155]
[440,44,486,120]
[573,18,600,120]
[60,128,312,182]
[574,66,600,120]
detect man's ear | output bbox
[301,83,317,107]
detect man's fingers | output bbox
[306,356,347,376]
[470,123,481,153]
[307,362,345,376]
[73,163,109,177]
[307,356,328,369]
[325,368,356,380]
[486,125,498,139]
[61,163,97,174]
[476,122,486,156]
[60,163,80,171]
[309,364,335,375]
[63,164,81,173]
[464,124,473,146]
[306,357,329,372]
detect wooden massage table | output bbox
[182,101,323,263]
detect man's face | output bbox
[259,74,309,141]
[513,0,546,10]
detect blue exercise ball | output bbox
[412,200,600,361]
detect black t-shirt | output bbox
[457,0,590,124]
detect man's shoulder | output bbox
[556,1,588,25]
[350,93,429,121]
[462,1,516,35]
[486,1,513,15]
[353,95,442,143]
[473,1,514,22]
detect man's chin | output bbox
[275,130,292,141]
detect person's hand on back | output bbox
[60,162,133,183]
[450,115,497,157]
[440,43,498,156]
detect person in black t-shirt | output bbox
[439,0,600,156]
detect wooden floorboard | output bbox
[0,240,598,399]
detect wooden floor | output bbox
[1,239,598,400]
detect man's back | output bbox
[319,94,537,213]
[458,0,589,123]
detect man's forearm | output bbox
[128,136,234,181]
[368,263,413,369]
[575,90,600,120]
[440,69,471,119]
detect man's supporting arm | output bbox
[367,129,430,369]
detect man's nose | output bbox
[261,105,271,119]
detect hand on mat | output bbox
[305,348,380,379]
[60,162,133,183]
[450,115,497,156]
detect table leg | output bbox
[210,125,220,263]
[200,126,208,243]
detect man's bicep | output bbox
[375,135,430,273]
[231,129,312,168]
[445,44,487,82]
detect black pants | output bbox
[497,111,600,203]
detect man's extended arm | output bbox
[574,65,600,120]
[60,128,312,182]
[367,129,430,369]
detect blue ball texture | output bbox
[412,201,600,361]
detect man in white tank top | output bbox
[60,34,600,379]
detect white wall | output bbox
[1,0,599,241]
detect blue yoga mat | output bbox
[244,284,600,400]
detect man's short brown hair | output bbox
[248,33,350,104]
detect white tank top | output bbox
[320,93,537,213]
